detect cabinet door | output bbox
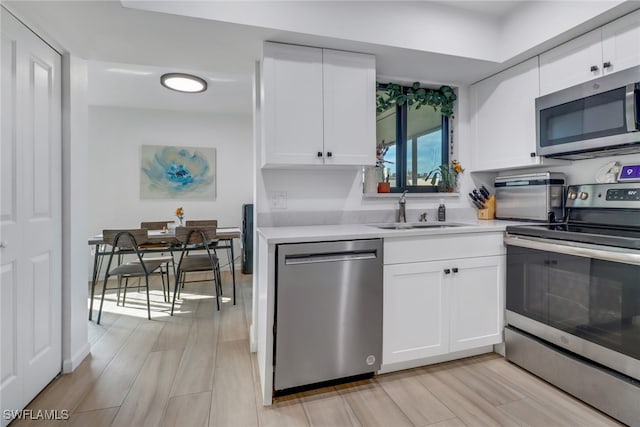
[602,9,640,75]
[323,49,376,166]
[262,43,324,167]
[539,29,603,95]
[383,261,448,365]
[471,58,545,171]
[449,256,504,353]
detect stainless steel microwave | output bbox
[536,65,640,159]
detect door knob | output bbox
[590,65,599,72]
[444,268,451,274]
[317,151,323,158]
[326,151,333,158]
[603,61,611,69]
[452,267,459,273]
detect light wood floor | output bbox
[14,272,623,427]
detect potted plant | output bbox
[376,141,393,193]
[426,160,464,192]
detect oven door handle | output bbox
[504,235,640,265]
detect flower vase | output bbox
[364,166,378,193]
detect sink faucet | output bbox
[398,190,408,222]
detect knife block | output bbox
[478,195,496,220]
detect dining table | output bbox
[88,227,242,321]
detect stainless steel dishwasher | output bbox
[274,239,383,392]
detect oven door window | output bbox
[539,87,627,147]
[507,245,640,360]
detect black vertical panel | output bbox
[242,204,253,274]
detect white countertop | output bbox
[257,219,527,244]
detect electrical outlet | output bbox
[269,191,288,209]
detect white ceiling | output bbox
[433,0,524,17]
[88,60,253,114]
[6,0,274,114]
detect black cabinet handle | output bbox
[326,151,333,158]
[452,267,459,273]
[603,61,611,68]
[530,152,536,158]
[317,151,323,158]
[444,269,451,274]
[590,65,599,72]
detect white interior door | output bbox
[1,9,62,424]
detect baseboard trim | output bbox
[379,346,493,374]
[62,342,90,373]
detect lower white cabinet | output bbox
[383,260,449,364]
[383,253,504,366]
[449,256,504,352]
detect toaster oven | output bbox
[495,172,566,222]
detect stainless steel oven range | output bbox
[504,182,640,426]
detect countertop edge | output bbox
[257,220,527,245]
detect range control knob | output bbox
[579,192,589,200]
[568,191,578,200]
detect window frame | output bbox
[379,84,450,193]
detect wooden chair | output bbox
[139,221,176,302]
[185,219,235,305]
[97,229,165,323]
[171,226,222,315]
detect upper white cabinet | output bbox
[540,9,640,95]
[470,57,562,172]
[601,9,640,76]
[323,49,376,166]
[261,42,376,168]
[262,43,324,167]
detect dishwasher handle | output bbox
[284,250,377,265]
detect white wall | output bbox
[88,106,253,234]
[61,54,90,372]
[545,154,640,185]
[125,0,632,67]
[499,0,629,61]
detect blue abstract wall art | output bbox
[140,145,216,200]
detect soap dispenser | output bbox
[438,199,446,222]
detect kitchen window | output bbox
[376,85,450,193]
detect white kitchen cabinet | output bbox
[601,9,640,76]
[323,49,376,166]
[383,260,449,364]
[383,234,505,368]
[449,256,504,352]
[470,58,563,172]
[539,9,640,95]
[539,29,602,96]
[261,42,376,168]
[262,43,324,167]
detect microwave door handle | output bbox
[625,83,637,132]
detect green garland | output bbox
[376,82,457,117]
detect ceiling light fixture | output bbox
[160,73,207,93]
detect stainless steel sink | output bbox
[372,223,467,230]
